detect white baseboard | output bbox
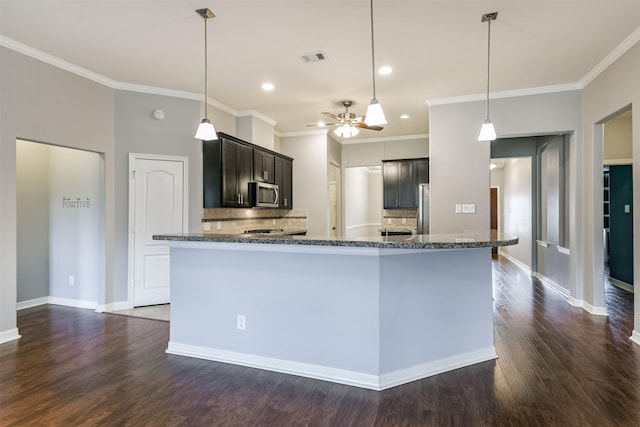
[17,297,50,310]
[48,297,97,310]
[95,301,131,313]
[167,342,497,391]
[535,273,570,298]
[0,327,21,344]
[608,277,634,294]
[582,301,608,316]
[631,330,640,346]
[17,297,130,313]
[566,296,608,316]
[500,253,532,275]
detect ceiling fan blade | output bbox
[354,122,384,131]
[322,112,341,120]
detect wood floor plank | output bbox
[1,256,639,426]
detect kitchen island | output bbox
[154,231,517,391]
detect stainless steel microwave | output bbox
[250,182,279,208]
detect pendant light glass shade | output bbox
[334,124,360,138]
[478,120,497,141]
[478,12,498,142]
[195,8,218,141]
[195,118,217,141]
[364,0,386,127]
[365,99,386,126]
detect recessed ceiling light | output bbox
[262,82,275,91]
[400,114,410,119]
[378,66,392,75]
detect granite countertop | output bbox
[154,230,518,250]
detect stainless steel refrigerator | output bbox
[418,183,430,234]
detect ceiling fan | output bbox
[308,100,384,138]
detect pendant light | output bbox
[364,0,386,126]
[478,12,498,142]
[194,8,218,141]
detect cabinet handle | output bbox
[284,198,287,207]
[264,171,268,180]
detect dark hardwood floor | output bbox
[1,256,638,426]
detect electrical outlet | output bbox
[387,218,392,224]
[272,219,276,225]
[216,221,222,230]
[402,218,407,224]
[203,222,211,231]
[237,314,246,330]
[462,204,476,214]
[68,275,74,286]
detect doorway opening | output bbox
[491,134,572,297]
[328,163,342,237]
[16,140,105,310]
[603,109,633,295]
[343,166,382,237]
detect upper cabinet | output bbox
[382,158,429,209]
[253,149,275,184]
[203,132,293,209]
[274,156,293,209]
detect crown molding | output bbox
[427,26,640,107]
[427,83,581,107]
[0,35,239,117]
[340,133,429,145]
[236,110,278,127]
[279,129,329,138]
[580,26,640,88]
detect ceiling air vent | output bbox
[302,52,327,63]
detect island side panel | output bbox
[168,246,381,375]
[378,248,496,377]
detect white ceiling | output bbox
[1,1,639,140]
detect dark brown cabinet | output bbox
[382,158,429,209]
[203,132,293,209]
[275,156,293,209]
[253,149,275,183]
[203,136,253,208]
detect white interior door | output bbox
[131,156,187,307]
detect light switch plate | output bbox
[462,204,476,214]
[625,204,630,213]
[455,204,462,213]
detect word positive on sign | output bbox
[62,197,92,209]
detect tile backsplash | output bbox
[381,209,418,230]
[202,208,307,234]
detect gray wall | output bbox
[582,42,639,320]
[16,141,50,302]
[1,47,115,334]
[113,90,235,303]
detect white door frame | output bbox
[127,153,189,308]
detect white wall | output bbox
[236,114,275,150]
[342,137,428,168]
[279,133,329,236]
[501,158,532,268]
[344,167,382,237]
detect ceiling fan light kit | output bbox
[364,0,387,127]
[194,8,218,141]
[478,11,498,142]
